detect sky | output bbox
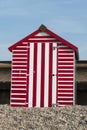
[0,0,87,61]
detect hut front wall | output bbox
[10,32,75,107]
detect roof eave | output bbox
[8,29,40,52]
[45,28,79,60]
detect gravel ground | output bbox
[0,105,87,130]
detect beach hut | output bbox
[8,25,79,107]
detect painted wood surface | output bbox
[9,25,78,107]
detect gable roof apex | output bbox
[39,24,47,32]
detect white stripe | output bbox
[12,80,26,82]
[11,93,26,95]
[58,104,72,106]
[58,104,66,106]
[58,96,73,98]
[12,61,27,63]
[36,43,41,107]
[58,84,73,86]
[44,43,49,107]
[58,65,74,67]
[52,42,57,105]
[58,73,73,74]
[29,38,55,40]
[58,88,73,90]
[11,102,26,105]
[12,69,27,71]
[11,88,26,90]
[58,80,73,83]
[12,73,26,75]
[58,92,73,94]
[58,57,73,59]
[58,45,67,48]
[13,54,27,56]
[13,57,27,59]
[12,84,26,86]
[17,46,29,48]
[12,65,27,67]
[12,76,27,78]
[58,100,73,102]
[28,43,34,107]
[58,76,73,78]
[22,42,28,44]
[58,81,73,82]
[11,98,26,100]
[58,69,73,71]
[13,50,27,52]
[58,61,74,63]
[58,53,74,55]
[35,32,50,36]
[59,49,73,51]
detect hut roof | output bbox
[8,24,79,60]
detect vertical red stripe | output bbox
[32,43,38,107]
[48,43,53,107]
[26,43,30,107]
[40,43,45,107]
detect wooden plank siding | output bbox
[10,40,75,107]
[10,42,29,107]
[57,43,75,106]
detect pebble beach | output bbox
[0,105,87,130]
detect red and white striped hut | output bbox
[8,25,79,107]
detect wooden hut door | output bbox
[28,42,58,107]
